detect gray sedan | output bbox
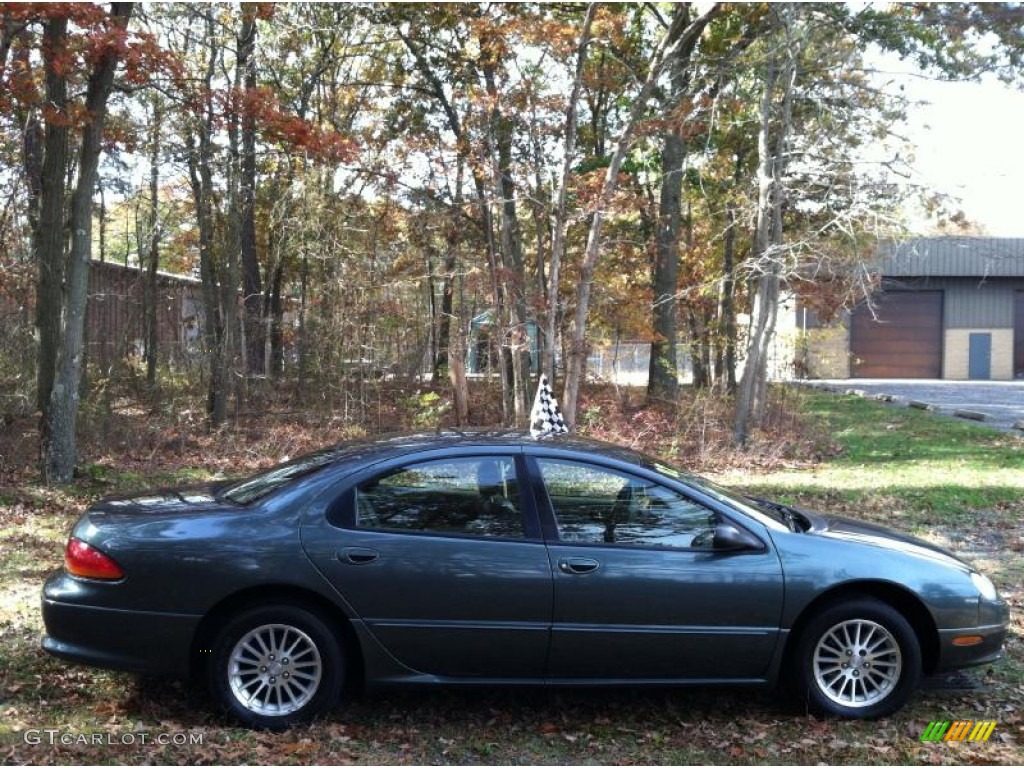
[41,431,1008,728]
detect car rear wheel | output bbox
[795,598,921,718]
[210,604,343,729]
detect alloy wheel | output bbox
[812,618,902,708]
[227,623,323,716]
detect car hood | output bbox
[807,513,972,573]
[90,481,235,514]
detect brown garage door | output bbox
[850,291,943,378]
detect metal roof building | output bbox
[878,237,1024,278]
[799,238,1024,381]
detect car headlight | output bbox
[971,571,999,601]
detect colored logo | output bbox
[920,721,997,742]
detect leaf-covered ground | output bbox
[0,385,1021,765]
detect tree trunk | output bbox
[546,5,596,385]
[448,265,470,428]
[436,255,454,378]
[268,259,284,375]
[687,308,713,389]
[42,3,134,483]
[449,352,470,426]
[443,157,467,420]
[0,17,12,79]
[262,164,292,379]
[734,4,800,446]
[528,116,549,373]
[34,16,69,415]
[20,65,43,248]
[482,57,531,425]
[647,127,685,402]
[239,6,263,375]
[296,252,309,401]
[187,131,227,427]
[427,252,440,381]
[221,13,245,407]
[647,4,695,404]
[718,198,738,393]
[144,101,162,386]
[734,42,778,447]
[189,9,228,426]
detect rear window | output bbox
[221,449,338,504]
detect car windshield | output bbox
[220,448,339,505]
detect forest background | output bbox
[1,2,1023,483]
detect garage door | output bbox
[850,291,943,378]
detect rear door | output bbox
[301,450,553,678]
[529,455,785,681]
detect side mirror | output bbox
[712,523,762,552]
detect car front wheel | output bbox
[795,598,921,718]
[210,604,343,729]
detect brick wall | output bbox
[803,326,851,378]
[942,328,1014,380]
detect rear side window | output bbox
[355,456,524,538]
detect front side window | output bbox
[537,459,718,549]
[355,456,524,538]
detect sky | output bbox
[890,70,1024,237]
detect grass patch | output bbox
[716,391,1024,527]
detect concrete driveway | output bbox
[807,379,1024,433]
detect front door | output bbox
[532,458,785,681]
[301,453,552,678]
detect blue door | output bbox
[969,333,991,380]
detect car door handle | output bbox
[558,557,600,575]
[338,547,379,565]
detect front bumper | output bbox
[934,621,1008,672]
[41,571,200,677]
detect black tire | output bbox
[794,598,921,719]
[209,604,343,729]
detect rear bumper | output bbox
[41,572,200,677]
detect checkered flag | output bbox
[530,374,569,438]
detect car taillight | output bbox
[65,538,124,580]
